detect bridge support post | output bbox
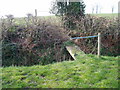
[98,33,101,58]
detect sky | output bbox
[0,0,119,17]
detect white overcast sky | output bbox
[0,0,119,17]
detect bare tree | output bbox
[5,14,14,26]
[99,6,102,13]
[92,7,94,14]
[25,13,34,25]
[26,12,38,25]
[5,14,14,19]
[35,9,37,17]
[96,4,99,14]
[34,9,38,24]
[112,6,114,13]
[26,13,33,19]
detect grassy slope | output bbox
[1,54,119,88]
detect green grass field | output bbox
[91,13,118,18]
[1,54,119,88]
[10,13,118,25]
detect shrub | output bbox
[1,17,70,66]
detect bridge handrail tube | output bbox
[71,35,98,40]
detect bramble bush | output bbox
[64,15,120,56]
[1,14,119,66]
[1,16,70,66]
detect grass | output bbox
[9,13,118,25]
[91,13,118,18]
[1,54,119,88]
[14,15,61,25]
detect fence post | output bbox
[35,9,37,17]
[98,33,101,57]
[35,9,37,23]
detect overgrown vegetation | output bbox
[50,1,119,56]
[1,15,71,66]
[1,54,118,88]
[1,13,119,66]
[64,15,119,56]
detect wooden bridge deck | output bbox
[66,45,85,60]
